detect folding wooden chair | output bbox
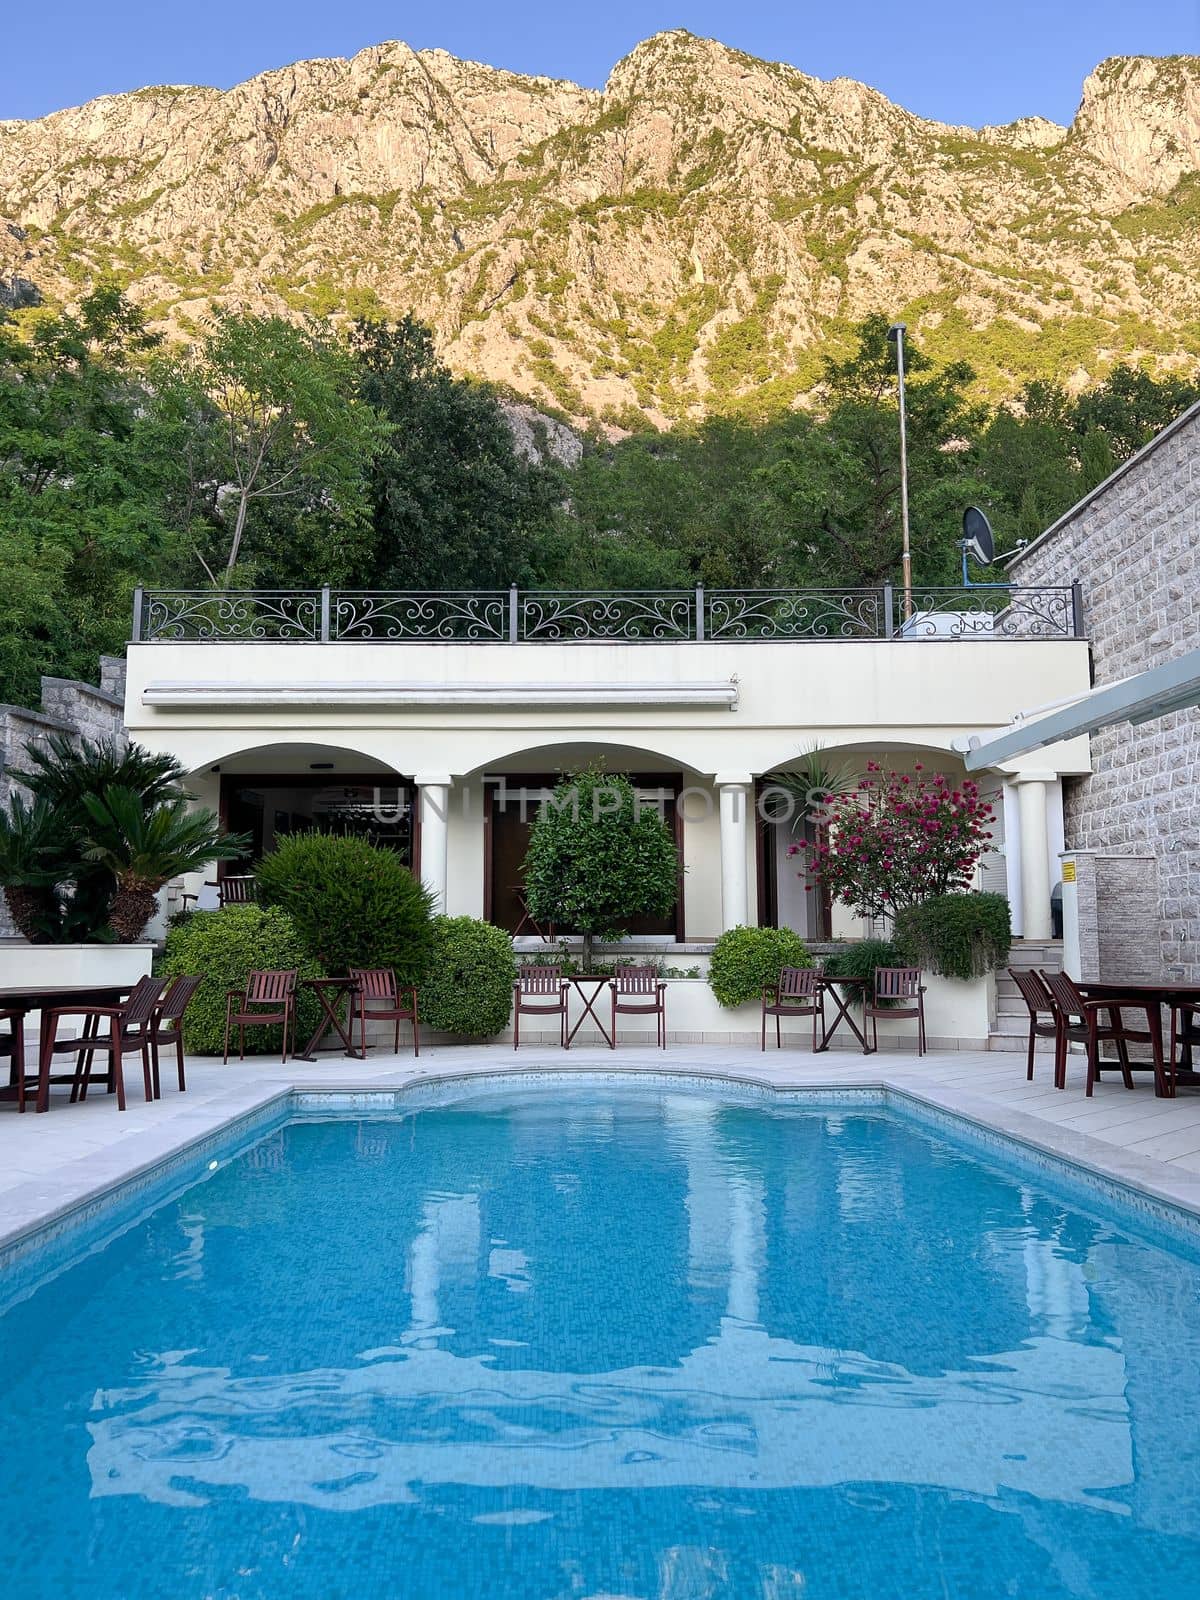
[348,968,419,1057]
[865,967,927,1055]
[611,965,667,1049]
[146,974,204,1096]
[224,969,298,1064]
[513,965,569,1049]
[1008,966,1059,1083]
[42,976,168,1111]
[761,966,824,1051]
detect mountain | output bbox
[2,33,1199,425]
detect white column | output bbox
[415,773,451,912]
[716,772,752,932]
[1015,773,1054,941]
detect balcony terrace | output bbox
[132,583,1085,645]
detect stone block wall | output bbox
[1010,405,1200,980]
[0,656,127,940]
[1074,854,1161,981]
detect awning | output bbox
[959,647,1200,771]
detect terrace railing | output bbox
[133,583,1085,644]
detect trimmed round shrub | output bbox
[160,904,324,1056]
[708,925,812,1008]
[894,891,1012,980]
[420,916,516,1038]
[256,832,436,981]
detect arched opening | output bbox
[466,740,707,942]
[756,741,1008,942]
[186,742,412,905]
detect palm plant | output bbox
[15,735,192,939]
[80,785,247,942]
[762,745,859,831]
[0,792,66,941]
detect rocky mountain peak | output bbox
[1071,54,1200,194]
[1,37,1198,427]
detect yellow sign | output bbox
[1062,860,1077,882]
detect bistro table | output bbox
[813,975,872,1054]
[566,975,614,1048]
[295,975,365,1062]
[0,984,134,1112]
[1076,979,1200,1097]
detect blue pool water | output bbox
[3,1085,1200,1599]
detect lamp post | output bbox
[887,322,912,620]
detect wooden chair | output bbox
[761,966,824,1051]
[1008,966,1059,1083]
[1171,1002,1200,1078]
[348,968,419,1057]
[1,1008,27,1113]
[224,969,298,1064]
[145,974,204,1096]
[213,874,257,907]
[40,976,167,1112]
[865,967,927,1055]
[1042,969,1155,1096]
[610,965,667,1049]
[513,965,569,1050]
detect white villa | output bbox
[115,582,1090,1044]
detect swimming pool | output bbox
[3,1079,1199,1599]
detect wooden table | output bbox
[814,975,872,1054]
[567,976,614,1048]
[295,975,365,1062]
[1076,979,1200,1097]
[0,984,134,1112]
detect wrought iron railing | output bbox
[133,583,1084,643]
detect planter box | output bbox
[447,971,996,1051]
[0,941,155,989]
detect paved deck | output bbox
[4,1042,1200,1253]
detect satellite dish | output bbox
[961,506,995,568]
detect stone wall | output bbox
[1010,403,1200,980]
[0,655,127,939]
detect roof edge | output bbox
[1005,397,1200,570]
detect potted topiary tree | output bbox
[522,768,679,973]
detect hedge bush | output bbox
[894,892,1012,980]
[160,905,324,1055]
[256,832,436,981]
[708,925,811,1008]
[419,916,516,1037]
[822,938,905,1005]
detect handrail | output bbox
[132,583,1084,643]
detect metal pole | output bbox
[890,323,913,620]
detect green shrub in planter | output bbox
[160,905,323,1055]
[894,892,1012,980]
[709,925,811,1008]
[420,916,516,1037]
[822,938,905,1005]
[256,832,436,981]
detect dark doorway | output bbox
[485,775,684,939]
[221,776,414,868]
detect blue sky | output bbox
[5,1,1198,125]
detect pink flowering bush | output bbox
[790,762,994,920]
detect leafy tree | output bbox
[161,313,388,580]
[752,316,990,586]
[349,316,559,590]
[0,288,179,703]
[522,768,679,971]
